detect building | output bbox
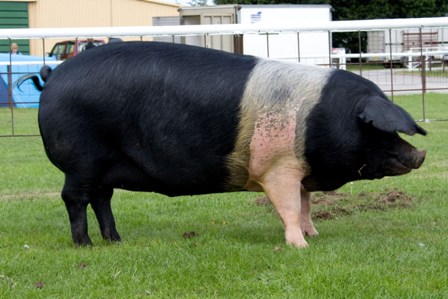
[0,0,180,55]
[178,5,332,65]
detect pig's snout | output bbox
[411,149,426,169]
[399,149,426,170]
[382,148,426,177]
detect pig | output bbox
[25,41,426,248]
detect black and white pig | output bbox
[27,42,426,248]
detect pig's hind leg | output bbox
[300,186,318,237]
[62,177,120,245]
[61,177,94,246]
[90,187,121,242]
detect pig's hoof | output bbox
[286,237,309,248]
[106,236,122,243]
[102,230,121,243]
[74,236,93,247]
[302,226,319,237]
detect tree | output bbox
[330,0,448,20]
[213,0,448,20]
[215,0,329,4]
[189,0,208,6]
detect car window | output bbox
[79,41,105,52]
[50,40,106,59]
[78,42,86,52]
[66,42,75,55]
[50,43,65,60]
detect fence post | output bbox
[421,56,427,94]
[7,38,15,136]
[42,38,46,65]
[296,32,301,63]
[328,31,332,68]
[388,29,395,101]
[419,27,427,121]
[7,64,15,136]
[266,33,270,58]
[7,65,12,107]
[358,30,363,76]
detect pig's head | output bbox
[301,70,426,192]
[357,96,426,179]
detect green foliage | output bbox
[188,0,209,6]
[214,0,329,5]
[214,0,448,20]
[325,0,448,22]
[0,94,447,297]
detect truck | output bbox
[48,39,105,60]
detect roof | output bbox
[137,0,181,8]
[180,4,332,12]
[0,0,180,8]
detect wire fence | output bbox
[1,17,448,137]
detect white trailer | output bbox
[179,5,332,65]
[367,27,448,68]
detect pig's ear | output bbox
[358,97,427,136]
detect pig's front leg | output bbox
[260,162,308,248]
[300,186,318,237]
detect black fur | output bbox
[302,69,426,191]
[358,96,427,136]
[40,42,257,195]
[38,42,258,244]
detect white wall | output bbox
[238,6,331,65]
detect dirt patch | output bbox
[255,188,414,220]
[34,281,45,289]
[182,231,199,239]
[255,196,271,206]
[313,189,414,219]
[313,210,335,220]
[377,189,412,206]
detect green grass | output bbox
[1,94,448,298]
[0,107,40,136]
[346,62,385,71]
[393,92,448,121]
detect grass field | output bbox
[1,94,447,298]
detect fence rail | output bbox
[1,17,448,137]
[2,17,448,38]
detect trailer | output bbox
[178,5,332,65]
[367,28,448,68]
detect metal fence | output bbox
[1,17,448,137]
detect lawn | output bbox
[0,94,447,298]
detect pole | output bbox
[419,27,426,121]
[388,29,394,101]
